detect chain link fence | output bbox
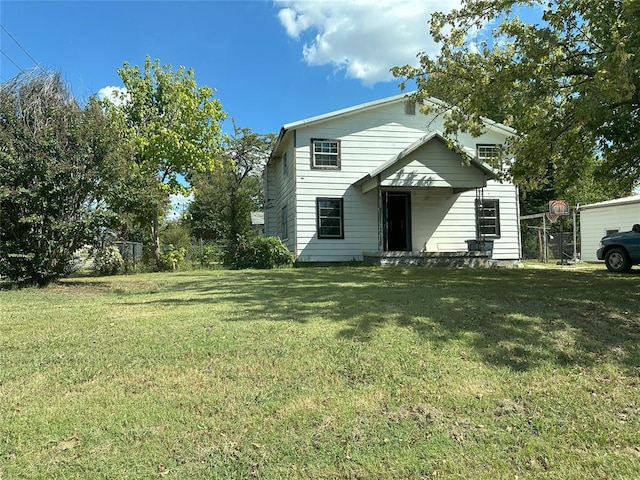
[520,213,580,263]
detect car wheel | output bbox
[604,247,632,272]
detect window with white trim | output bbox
[311,139,340,169]
[476,198,500,237]
[316,197,344,239]
[476,144,504,169]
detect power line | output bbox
[1,48,23,71]
[1,24,40,68]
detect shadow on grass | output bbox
[126,266,640,373]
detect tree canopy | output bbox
[392,0,639,198]
[0,71,122,286]
[107,57,227,268]
[187,124,273,247]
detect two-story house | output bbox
[264,93,521,265]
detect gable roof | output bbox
[269,92,516,161]
[355,132,497,194]
[365,131,497,179]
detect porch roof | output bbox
[354,132,497,194]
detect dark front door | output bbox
[384,192,411,251]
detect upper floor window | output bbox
[283,152,288,177]
[311,139,341,169]
[476,198,501,237]
[476,144,504,168]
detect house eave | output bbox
[269,92,421,164]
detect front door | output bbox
[384,192,411,251]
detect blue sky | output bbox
[0,0,458,136]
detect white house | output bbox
[264,93,522,265]
[579,195,640,262]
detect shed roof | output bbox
[578,195,640,211]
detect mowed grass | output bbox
[1,264,639,479]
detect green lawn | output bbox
[1,264,639,479]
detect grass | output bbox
[1,263,639,479]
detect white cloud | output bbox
[275,0,461,85]
[96,86,129,106]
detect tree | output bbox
[0,71,122,286]
[392,0,639,197]
[187,124,273,248]
[107,57,226,269]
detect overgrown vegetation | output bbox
[186,123,273,260]
[92,245,125,276]
[1,265,638,479]
[225,235,294,269]
[0,70,122,286]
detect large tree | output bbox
[392,0,639,198]
[107,57,226,269]
[0,71,122,286]
[187,124,273,248]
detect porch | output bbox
[363,250,495,267]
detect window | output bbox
[281,205,288,240]
[476,144,502,165]
[283,152,288,177]
[606,229,619,236]
[476,198,500,237]
[311,139,340,169]
[316,198,344,239]
[404,100,416,115]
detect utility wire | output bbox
[1,23,40,68]
[1,48,23,71]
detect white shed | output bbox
[579,195,640,262]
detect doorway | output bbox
[384,192,411,251]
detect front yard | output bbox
[1,264,638,479]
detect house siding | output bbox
[265,138,296,252]
[379,141,487,189]
[269,96,520,262]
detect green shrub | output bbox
[226,236,294,270]
[199,244,223,267]
[162,243,186,271]
[93,245,124,276]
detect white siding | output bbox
[580,201,640,262]
[408,181,520,260]
[379,141,487,189]
[264,138,296,252]
[279,97,520,262]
